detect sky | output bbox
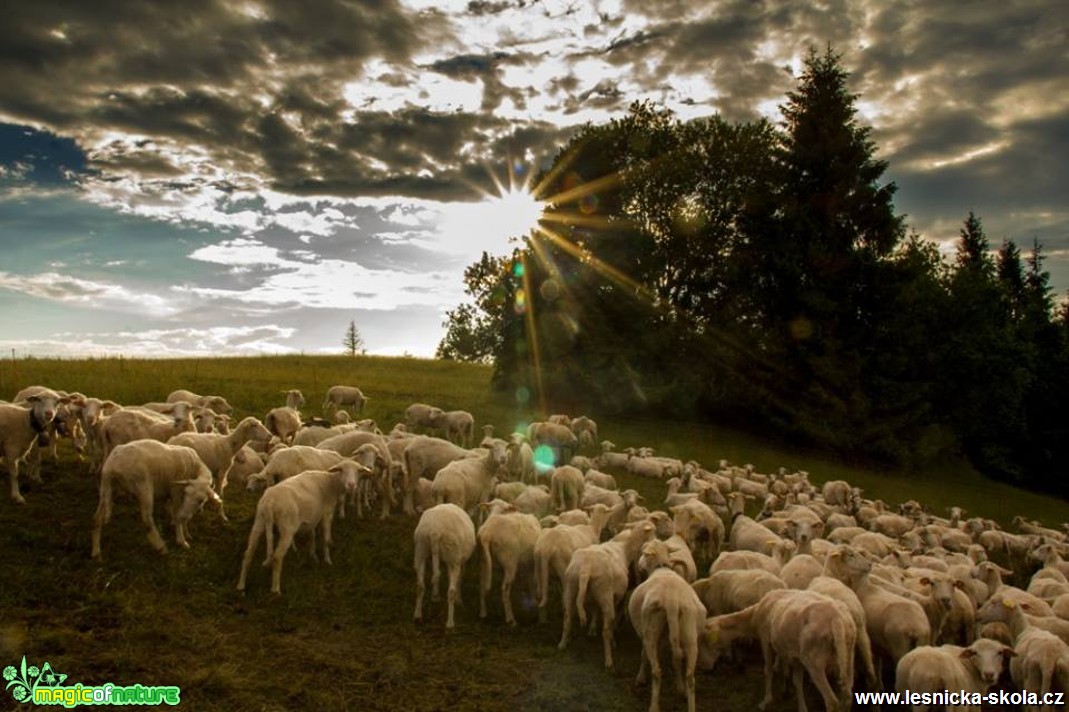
[0,0,1066,358]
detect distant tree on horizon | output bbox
[342,320,365,356]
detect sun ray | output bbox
[533,224,653,302]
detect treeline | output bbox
[438,48,1069,495]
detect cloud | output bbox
[0,271,177,316]
[0,325,297,358]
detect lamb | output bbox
[506,435,536,484]
[167,416,273,513]
[549,465,585,512]
[322,385,368,415]
[628,539,707,712]
[628,456,680,480]
[166,389,233,415]
[559,521,656,669]
[246,446,345,492]
[710,540,796,576]
[91,440,222,558]
[1,390,69,503]
[894,639,1015,708]
[534,503,612,622]
[477,499,542,626]
[433,410,475,447]
[430,440,508,515]
[412,503,477,628]
[236,460,367,595]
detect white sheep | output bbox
[976,597,1069,706]
[434,410,475,447]
[583,468,617,490]
[549,465,584,511]
[167,415,273,513]
[477,499,542,626]
[100,403,196,466]
[709,541,796,576]
[628,539,706,712]
[323,385,368,415]
[534,503,612,622]
[569,415,598,450]
[247,445,345,492]
[166,389,233,415]
[265,406,302,446]
[236,460,367,595]
[596,440,630,471]
[727,493,786,554]
[405,403,444,434]
[91,440,221,558]
[430,440,508,515]
[512,484,553,519]
[412,503,477,628]
[895,639,1014,708]
[558,521,656,670]
[692,569,786,615]
[1,391,67,503]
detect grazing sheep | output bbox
[895,639,1015,709]
[412,503,477,628]
[1,391,68,503]
[226,446,266,489]
[629,539,707,712]
[323,385,368,415]
[265,404,302,446]
[534,503,612,622]
[691,569,786,616]
[236,460,367,595]
[91,440,221,558]
[406,403,444,434]
[166,390,233,415]
[569,415,598,450]
[477,499,542,626]
[559,521,656,670]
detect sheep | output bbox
[894,639,1015,708]
[628,539,706,712]
[166,389,233,415]
[534,503,612,622]
[412,503,477,628]
[670,499,724,562]
[596,440,630,472]
[569,415,598,450]
[628,456,680,480]
[821,480,852,507]
[976,598,1069,706]
[236,460,367,595]
[710,540,796,576]
[226,446,266,489]
[1,391,68,502]
[100,403,196,466]
[432,410,475,447]
[822,545,931,687]
[1032,542,1069,580]
[430,440,508,515]
[505,435,536,484]
[692,569,786,615]
[559,521,657,669]
[807,575,880,689]
[91,440,222,558]
[727,492,785,554]
[476,499,542,626]
[583,468,616,490]
[580,482,626,509]
[323,385,368,415]
[528,421,579,465]
[167,416,273,513]
[246,446,346,493]
[977,598,1069,646]
[512,484,553,519]
[549,465,584,512]
[640,513,698,583]
[265,404,302,446]
[405,403,444,434]
[701,590,857,712]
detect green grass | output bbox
[1,355,1066,711]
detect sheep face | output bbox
[174,479,221,522]
[961,638,1015,686]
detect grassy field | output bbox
[1,355,1066,711]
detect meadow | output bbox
[1,355,1066,711]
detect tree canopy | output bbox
[438,47,1069,495]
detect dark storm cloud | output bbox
[426,52,533,112]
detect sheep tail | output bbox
[576,568,591,627]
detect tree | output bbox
[342,320,365,356]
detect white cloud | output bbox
[0,271,177,316]
[0,325,297,359]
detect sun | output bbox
[481,188,545,243]
[439,185,545,256]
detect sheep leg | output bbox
[430,545,442,602]
[479,540,492,619]
[643,618,664,712]
[501,561,518,627]
[174,520,191,550]
[857,626,879,690]
[26,445,44,483]
[321,511,335,565]
[138,490,167,554]
[5,455,25,505]
[597,591,617,670]
[237,518,264,592]
[446,561,463,629]
[558,577,575,650]
[307,528,318,563]
[683,636,697,712]
[791,663,809,712]
[413,542,427,622]
[759,638,776,710]
[271,528,295,595]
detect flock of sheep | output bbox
[3,383,1069,712]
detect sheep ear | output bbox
[953,580,966,590]
[958,648,976,659]
[1001,647,1017,658]
[919,577,931,585]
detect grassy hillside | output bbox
[0,355,1066,711]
